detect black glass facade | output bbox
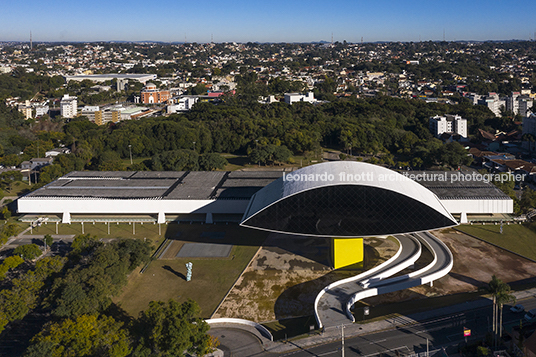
[242,185,456,236]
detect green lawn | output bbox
[114,224,267,318]
[120,156,151,169]
[456,224,536,261]
[30,221,165,247]
[5,181,32,196]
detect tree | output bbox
[135,299,213,356]
[198,153,227,171]
[1,206,10,219]
[43,234,53,250]
[0,255,24,279]
[24,314,132,357]
[13,244,42,260]
[488,275,515,347]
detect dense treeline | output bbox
[4,95,498,186]
[0,90,504,188]
[0,233,214,356]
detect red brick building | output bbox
[140,83,170,104]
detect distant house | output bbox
[45,148,71,157]
[21,157,53,171]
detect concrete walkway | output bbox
[317,235,422,328]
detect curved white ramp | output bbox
[315,235,422,328]
[315,231,453,329]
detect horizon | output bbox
[2,39,536,46]
[2,0,536,43]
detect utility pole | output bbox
[338,324,345,357]
[128,144,132,165]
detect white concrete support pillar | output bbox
[460,212,467,224]
[157,212,166,224]
[206,212,213,224]
[62,212,71,224]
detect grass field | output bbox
[456,224,536,261]
[5,181,32,196]
[29,221,165,246]
[114,224,268,318]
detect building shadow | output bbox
[163,265,186,280]
[449,272,485,288]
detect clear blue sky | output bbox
[2,0,536,43]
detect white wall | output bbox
[439,198,513,214]
[17,198,250,215]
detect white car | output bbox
[510,304,524,313]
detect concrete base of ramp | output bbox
[208,327,264,357]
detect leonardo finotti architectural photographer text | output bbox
[282,171,526,184]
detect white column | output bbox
[62,212,71,224]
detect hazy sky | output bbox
[2,0,536,43]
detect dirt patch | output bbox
[212,234,398,322]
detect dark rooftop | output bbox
[26,171,284,200]
[25,170,511,201]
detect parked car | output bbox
[524,308,536,321]
[511,304,524,313]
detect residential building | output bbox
[284,92,316,104]
[60,94,78,118]
[94,110,121,125]
[478,93,505,117]
[429,114,468,138]
[35,104,49,117]
[167,96,198,114]
[505,92,533,117]
[18,101,33,120]
[21,157,54,171]
[523,113,536,151]
[45,148,71,157]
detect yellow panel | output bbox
[332,238,363,269]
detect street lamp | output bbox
[255,140,259,167]
[192,141,196,152]
[128,145,132,165]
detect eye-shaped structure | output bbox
[240,162,457,237]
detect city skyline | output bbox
[2,0,536,43]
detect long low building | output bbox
[17,167,513,224]
[64,74,157,84]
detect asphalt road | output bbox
[259,295,536,357]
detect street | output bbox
[257,295,536,357]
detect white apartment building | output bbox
[60,94,78,118]
[167,96,198,114]
[506,92,533,117]
[35,105,49,117]
[429,114,468,138]
[478,93,505,117]
[284,92,316,105]
[522,113,536,151]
